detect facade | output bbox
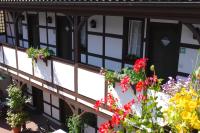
[0,1,200,132]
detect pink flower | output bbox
[120,76,130,93]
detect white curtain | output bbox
[128,20,142,57]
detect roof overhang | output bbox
[1,2,200,22]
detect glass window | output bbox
[127,20,142,58]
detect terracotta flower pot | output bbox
[12,127,21,133]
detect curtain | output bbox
[128,20,142,57]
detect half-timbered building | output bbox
[0,1,199,132]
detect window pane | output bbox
[128,20,142,57]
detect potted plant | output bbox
[6,84,28,133]
[66,114,82,133]
[26,47,55,66]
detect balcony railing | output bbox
[0,43,113,117]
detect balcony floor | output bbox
[0,108,65,133]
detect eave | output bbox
[0,2,200,21]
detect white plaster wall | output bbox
[105,16,123,35]
[0,46,4,63]
[22,25,28,40]
[43,91,51,103]
[105,60,121,72]
[6,23,15,37]
[88,15,103,33]
[88,35,103,55]
[47,12,55,27]
[48,29,56,45]
[34,60,52,82]
[51,95,59,108]
[84,124,95,133]
[5,12,13,22]
[53,61,74,91]
[17,51,33,75]
[23,41,29,48]
[88,56,102,67]
[181,24,200,45]
[39,12,46,26]
[178,47,200,74]
[44,103,51,115]
[0,35,6,43]
[78,68,105,100]
[3,46,17,68]
[108,83,142,116]
[39,28,47,44]
[97,116,107,128]
[105,37,122,59]
[81,54,86,63]
[52,107,60,120]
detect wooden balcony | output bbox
[0,43,112,119]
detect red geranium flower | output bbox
[136,81,146,92]
[94,100,102,111]
[111,113,121,125]
[133,58,148,73]
[120,76,130,93]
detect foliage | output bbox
[6,84,28,128]
[26,47,54,63]
[95,58,165,133]
[6,84,27,111]
[66,114,82,133]
[6,111,27,128]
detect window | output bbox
[0,11,5,34]
[80,18,87,53]
[126,19,143,62]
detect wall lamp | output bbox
[90,19,96,28]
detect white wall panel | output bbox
[0,35,6,43]
[39,12,46,26]
[39,28,47,44]
[78,68,105,100]
[22,25,28,40]
[178,47,200,74]
[105,60,121,72]
[84,124,95,133]
[53,61,74,91]
[105,16,123,35]
[81,54,86,63]
[47,12,55,27]
[0,46,3,63]
[7,38,14,45]
[23,41,29,48]
[43,92,51,103]
[51,95,59,108]
[109,83,142,116]
[44,103,51,115]
[181,24,200,45]
[88,35,103,55]
[17,51,33,75]
[88,15,103,33]
[34,60,52,82]
[105,37,122,59]
[3,46,16,68]
[88,56,102,67]
[6,23,15,37]
[52,107,60,120]
[48,29,56,45]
